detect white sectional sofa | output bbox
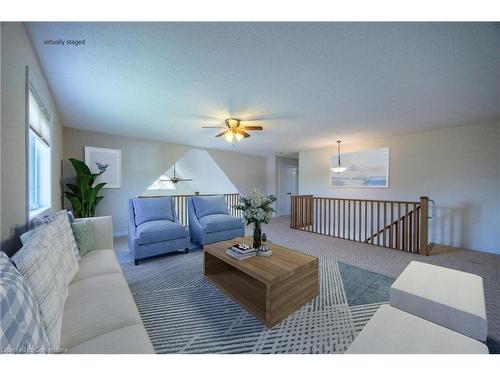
[60,216,154,353]
[390,261,487,342]
[2,213,154,354]
[347,305,488,354]
[346,261,489,354]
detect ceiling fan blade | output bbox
[240,125,263,130]
[215,130,229,137]
[190,114,223,121]
[178,179,193,182]
[202,126,225,128]
[240,114,290,121]
[238,130,251,138]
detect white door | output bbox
[278,165,298,216]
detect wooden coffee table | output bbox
[203,237,319,328]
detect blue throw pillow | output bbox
[192,195,228,218]
[133,197,174,226]
[0,252,50,353]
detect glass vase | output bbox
[253,222,262,249]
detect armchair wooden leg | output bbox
[184,248,190,254]
[134,259,139,266]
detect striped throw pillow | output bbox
[45,211,80,283]
[12,225,68,350]
[21,210,80,285]
[0,252,50,354]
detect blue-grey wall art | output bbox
[330,147,389,188]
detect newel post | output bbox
[419,196,429,255]
[306,195,314,228]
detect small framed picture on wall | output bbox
[84,146,122,188]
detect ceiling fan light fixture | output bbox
[203,117,263,142]
[226,118,239,128]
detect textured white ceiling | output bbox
[25,22,500,156]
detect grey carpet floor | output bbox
[115,215,500,353]
[116,246,392,353]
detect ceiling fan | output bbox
[158,164,192,184]
[202,118,264,143]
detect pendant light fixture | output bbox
[331,140,347,174]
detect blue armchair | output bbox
[128,197,190,265]
[188,195,245,246]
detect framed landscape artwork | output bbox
[84,146,122,188]
[330,147,389,188]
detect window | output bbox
[28,86,51,217]
[146,175,176,191]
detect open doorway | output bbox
[277,164,298,216]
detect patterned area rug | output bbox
[118,248,394,354]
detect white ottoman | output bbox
[390,261,487,341]
[346,305,489,354]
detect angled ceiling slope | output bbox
[142,149,239,196]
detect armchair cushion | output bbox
[199,214,244,234]
[192,195,228,219]
[136,220,186,245]
[132,197,174,226]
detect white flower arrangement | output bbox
[233,190,277,226]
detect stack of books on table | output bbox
[226,243,256,260]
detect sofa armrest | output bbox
[88,216,114,250]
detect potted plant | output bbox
[64,158,108,218]
[234,190,277,249]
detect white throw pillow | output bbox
[45,211,80,283]
[22,210,80,285]
[12,225,68,350]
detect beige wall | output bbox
[205,149,267,196]
[0,22,2,239]
[62,127,267,235]
[1,23,64,254]
[299,121,500,254]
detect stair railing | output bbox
[290,195,430,255]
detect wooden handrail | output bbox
[290,195,430,255]
[305,196,420,205]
